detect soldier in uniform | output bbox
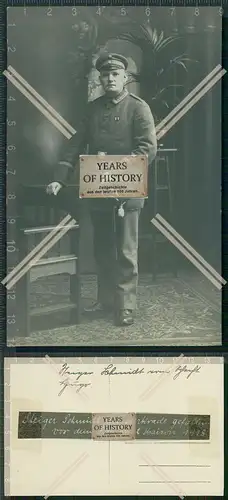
[46,52,157,326]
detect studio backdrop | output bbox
[7,6,222,273]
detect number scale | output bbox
[6,7,19,339]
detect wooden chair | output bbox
[17,185,81,336]
[151,149,178,279]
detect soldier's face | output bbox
[99,69,127,95]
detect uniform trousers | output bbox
[90,208,141,311]
[52,188,140,310]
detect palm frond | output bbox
[151,28,158,44]
[116,32,136,43]
[152,84,184,98]
[173,60,188,71]
[157,56,193,77]
[151,88,166,99]
[172,54,193,62]
[117,27,182,58]
[155,35,180,52]
[157,31,164,45]
[138,24,155,42]
[156,68,164,77]
[162,100,170,109]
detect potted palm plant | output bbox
[115,24,196,125]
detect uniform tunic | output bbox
[54,88,157,210]
[53,88,157,310]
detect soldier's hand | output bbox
[121,154,137,164]
[46,182,62,196]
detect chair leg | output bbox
[152,231,157,281]
[69,224,81,324]
[166,157,177,278]
[18,226,31,336]
[17,273,30,336]
[76,272,81,324]
[70,274,81,324]
[152,160,158,280]
[172,248,178,278]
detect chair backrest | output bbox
[18,185,70,257]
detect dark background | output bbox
[7,6,223,273]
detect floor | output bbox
[8,269,221,347]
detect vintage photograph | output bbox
[4,356,224,496]
[6,6,223,346]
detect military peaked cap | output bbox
[95,52,128,72]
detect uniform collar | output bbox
[105,87,128,105]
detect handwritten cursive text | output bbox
[173,364,201,380]
[59,363,94,380]
[58,377,91,397]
